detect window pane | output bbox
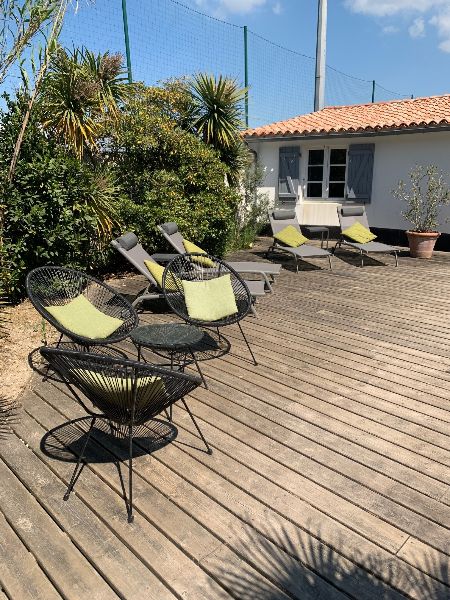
[329,165,346,181]
[330,149,347,164]
[308,150,324,165]
[308,166,323,181]
[307,182,323,197]
[329,182,345,198]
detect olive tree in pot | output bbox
[393,164,450,259]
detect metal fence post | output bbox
[121,0,133,83]
[244,25,249,128]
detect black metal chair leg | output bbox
[181,398,212,454]
[237,322,257,366]
[190,350,208,389]
[64,416,96,501]
[42,333,63,381]
[127,424,134,523]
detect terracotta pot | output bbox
[406,231,440,259]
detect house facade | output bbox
[244,95,450,234]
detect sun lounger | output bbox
[335,205,399,267]
[267,210,332,272]
[111,232,266,313]
[157,222,281,292]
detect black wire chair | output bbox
[162,253,258,365]
[26,266,138,347]
[40,346,208,522]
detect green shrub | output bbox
[0,94,119,300]
[107,85,239,256]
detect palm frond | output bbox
[189,73,246,149]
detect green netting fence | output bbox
[60,0,413,128]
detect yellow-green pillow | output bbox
[274,225,309,247]
[74,370,164,411]
[47,294,123,339]
[182,275,238,322]
[342,221,377,244]
[144,260,164,287]
[183,239,215,267]
[144,260,180,291]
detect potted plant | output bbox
[393,164,450,258]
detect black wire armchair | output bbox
[162,253,258,365]
[26,266,138,347]
[40,346,208,522]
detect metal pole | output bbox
[314,0,327,111]
[244,25,249,128]
[371,80,375,103]
[121,0,133,83]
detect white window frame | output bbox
[305,146,348,200]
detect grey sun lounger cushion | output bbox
[158,222,281,281]
[336,205,399,266]
[268,210,332,269]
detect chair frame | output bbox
[267,210,332,272]
[26,266,138,347]
[162,253,258,366]
[41,346,208,523]
[333,205,399,267]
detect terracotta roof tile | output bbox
[244,95,450,138]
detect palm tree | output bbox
[189,73,247,183]
[39,46,129,157]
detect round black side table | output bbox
[130,323,208,388]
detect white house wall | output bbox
[248,130,450,234]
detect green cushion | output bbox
[183,239,215,267]
[182,275,238,322]
[74,370,164,410]
[144,260,180,291]
[274,225,309,247]
[342,221,377,244]
[47,294,124,339]
[144,260,164,287]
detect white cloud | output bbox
[430,7,450,51]
[382,24,400,34]
[409,16,426,37]
[344,1,447,18]
[272,1,282,15]
[344,0,450,51]
[195,0,266,16]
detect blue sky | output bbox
[5,1,450,127]
[190,0,450,99]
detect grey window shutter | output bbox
[346,144,375,203]
[278,146,300,207]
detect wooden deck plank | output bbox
[25,388,302,600]
[14,403,231,600]
[5,240,450,599]
[170,401,450,556]
[0,431,174,600]
[187,387,450,524]
[0,458,119,600]
[0,512,62,600]
[29,380,425,600]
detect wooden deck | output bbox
[1,239,450,599]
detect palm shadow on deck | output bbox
[215,520,450,600]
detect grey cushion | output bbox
[116,232,138,250]
[272,210,296,220]
[161,222,178,235]
[341,206,364,217]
